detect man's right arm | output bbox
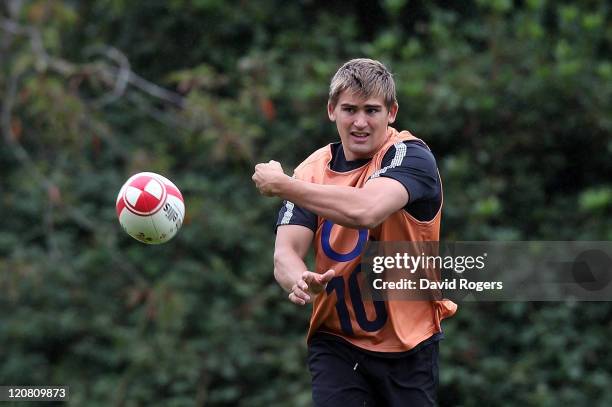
[273,224,314,293]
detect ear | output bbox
[327,102,336,122]
[387,103,398,124]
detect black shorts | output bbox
[307,336,439,407]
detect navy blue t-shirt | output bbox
[277,140,442,230]
[276,139,444,355]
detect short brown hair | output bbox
[328,58,397,109]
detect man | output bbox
[252,58,456,406]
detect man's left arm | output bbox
[253,161,408,229]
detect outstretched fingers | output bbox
[302,269,336,288]
[290,270,336,306]
[289,283,311,305]
[318,269,336,285]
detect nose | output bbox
[353,113,367,129]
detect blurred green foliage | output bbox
[1,0,611,406]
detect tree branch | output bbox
[0,18,185,108]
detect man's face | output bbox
[328,91,398,161]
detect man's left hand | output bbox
[252,160,288,196]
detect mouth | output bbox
[350,132,370,142]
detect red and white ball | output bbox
[116,172,185,244]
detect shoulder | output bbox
[381,140,438,171]
[294,144,332,178]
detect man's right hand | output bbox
[288,269,336,305]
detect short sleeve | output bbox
[276,200,318,232]
[370,140,442,221]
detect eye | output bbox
[342,107,356,113]
[367,108,381,114]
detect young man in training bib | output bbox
[253,58,456,406]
